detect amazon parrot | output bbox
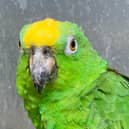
[16,18,129,129]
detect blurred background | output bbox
[0,0,129,128]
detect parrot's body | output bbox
[16,18,129,129]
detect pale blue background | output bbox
[0,0,129,128]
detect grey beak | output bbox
[29,46,57,93]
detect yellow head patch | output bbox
[20,18,60,48]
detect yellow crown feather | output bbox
[20,18,60,48]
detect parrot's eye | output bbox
[64,36,78,55]
[18,41,21,48]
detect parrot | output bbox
[16,18,129,129]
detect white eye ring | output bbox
[64,36,78,55]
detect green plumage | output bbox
[16,20,129,129]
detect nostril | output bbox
[31,46,35,55]
[43,49,49,55]
[42,47,50,56]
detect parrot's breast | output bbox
[20,18,60,48]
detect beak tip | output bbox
[34,84,44,94]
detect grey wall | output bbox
[0,0,129,129]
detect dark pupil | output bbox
[18,41,21,48]
[70,40,76,51]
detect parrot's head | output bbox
[19,18,106,93]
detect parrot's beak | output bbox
[29,46,57,93]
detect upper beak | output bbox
[29,46,57,93]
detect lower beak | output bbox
[29,46,57,93]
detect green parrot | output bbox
[16,18,129,129]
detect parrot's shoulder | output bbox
[95,68,129,97]
[92,68,129,128]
